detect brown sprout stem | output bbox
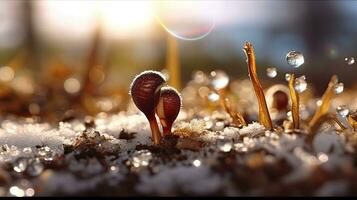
[148,113,162,145]
[243,42,273,130]
[288,74,300,129]
[308,75,338,129]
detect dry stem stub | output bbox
[308,75,338,129]
[288,74,300,129]
[243,42,273,130]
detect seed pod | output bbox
[130,70,166,145]
[156,86,182,136]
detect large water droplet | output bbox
[210,70,229,90]
[345,57,355,65]
[286,51,304,68]
[132,150,152,168]
[266,67,277,78]
[336,105,349,117]
[294,75,307,93]
[154,1,216,40]
[207,91,220,102]
[333,83,344,94]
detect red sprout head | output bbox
[130,70,166,145]
[156,86,182,136]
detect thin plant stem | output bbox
[242,42,273,130]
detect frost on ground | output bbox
[0,111,356,196]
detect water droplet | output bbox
[285,73,291,81]
[216,137,233,152]
[207,91,220,102]
[345,57,355,65]
[109,165,119,173]
[192,159,201,167]
[316,99,322,107]
[193,71,208,84]
[336,105,349,117]
[212,121,225,131]
[22,147,32,154]
[64,77,81,94]
[132,150,152,168]
[154,1,216,40]
[333,83,344,94]
[9,179,34,197]
[13,158,28,173]
[286,51,304,68]
[210,70,229,90]
[317,153,329,163]
[266,67,277,78]
[27,158,44,176]
[287,111,292,120]
[37,146,54,161]
[294,75,307,93]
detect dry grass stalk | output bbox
[308,75,338,129]
[288,74,300,129]
[242,42,273,130]
[307,113,347,143]
[222,96,247,127]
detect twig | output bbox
[288,74,300,129]
[242,42,273,130]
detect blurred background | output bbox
[0,0,356,100]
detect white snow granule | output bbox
[314,180,348,196]
[136,166,223,195]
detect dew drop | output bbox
[266,67,277,78]
[207,91,220,102]
[192,159,201,167]
[317,153,329,163]
[345,57,355,65]
[210,70,229,90]
[216,137,233,152]
[64,77,81,94]
[316,99,323,107]
[336,105,349,117]
[333,83,344,94]
[37,146,54,161]
[285,73,291,81]
[294,75,307,93]
[109,165,119,173]
[13,158,28,173]
[192,71,208,84]
[286,51,304,68]
[23,147,32,154]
